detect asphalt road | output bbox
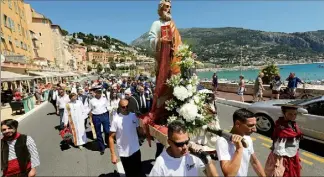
[16,101,324,176]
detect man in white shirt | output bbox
[109,99,144,177]
[149,121,219,177]
[89,88,110,155]
[56,89,70,130]
[215,108,266,177]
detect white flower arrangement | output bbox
[173,86,190,101]
[164,43,215,132]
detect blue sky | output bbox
[27,1,324,44]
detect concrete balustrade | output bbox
[200,81,324,97]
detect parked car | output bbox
[247,96,324,143]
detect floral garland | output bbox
[165,44,214,133]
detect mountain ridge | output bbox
[131,27,324,64]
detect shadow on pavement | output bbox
[60,140,71,151]
[142,159,154,175]
[47,112,57,115]
[98,170,120,177]
[84,141,100,151]
[299,138,324,157]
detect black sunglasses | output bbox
[169,138,190,147]
[120,106,128,109]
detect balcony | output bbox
[4,55,27,64]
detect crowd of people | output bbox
[1,74,303,177]
[212,71,305,102]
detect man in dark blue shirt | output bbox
[286,72,304,96]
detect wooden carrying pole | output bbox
[89,114,97,139]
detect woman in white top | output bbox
[108,92,120,117]
[271,75,282,100]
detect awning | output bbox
[27,71,54,77]
[1,71,35,81]
[60,72,78,77]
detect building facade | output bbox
[1,0,33,65]
[24,4,55,68]
[87,52,115,66]
[51,25,66,70]
[71,44,87,71]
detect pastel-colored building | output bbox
[71,44,87,71]
[24,4,55,68]
[87,52,115,66]
[51,24,67,70]
[1,0,34,73]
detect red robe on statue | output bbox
[140,21,182,146]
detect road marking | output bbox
[251,137,256,141]
[300,158,313,165]
[258,136,272,143]
[302,152,324,163]
[224,129,229,132]
[116,161,125,177]
[261,143,271,148]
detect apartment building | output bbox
[51,24,67,70]
[71,44,87,71]
[24,3,55,67]
[1,0,33,63]
[87,52,115,66]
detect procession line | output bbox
[302,152,324,163]
[258,136,272,143]
[261,143,271,149]
[300,158,313,165]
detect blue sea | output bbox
[197,63,324,82]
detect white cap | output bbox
[125,88,131,94]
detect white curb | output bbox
[16,101,49,122]
[216,98,251,108]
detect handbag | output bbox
[60,127,73,142]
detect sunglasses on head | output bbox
[169,138,190,147]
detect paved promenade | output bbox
[12,100,324,176]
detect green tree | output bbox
[62,29,69,36]
[110,61,117,71]
[119,58,126,63]
[96,63,103,73]
[260,62,280,84]
[69,38,78,44]
[92,59,97,67]
[87,65,92,72]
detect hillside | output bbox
[131,28,324,64]
[69,32,130,52]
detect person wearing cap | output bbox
[265,104,302,177]
[237,75,245,102]
[89,88,110,155]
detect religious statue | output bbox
[147,0,182,124]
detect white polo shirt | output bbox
[89,96,109,115]
[109,112,140,157]
[56,94,70,109]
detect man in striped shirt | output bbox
[1,119,40,177]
